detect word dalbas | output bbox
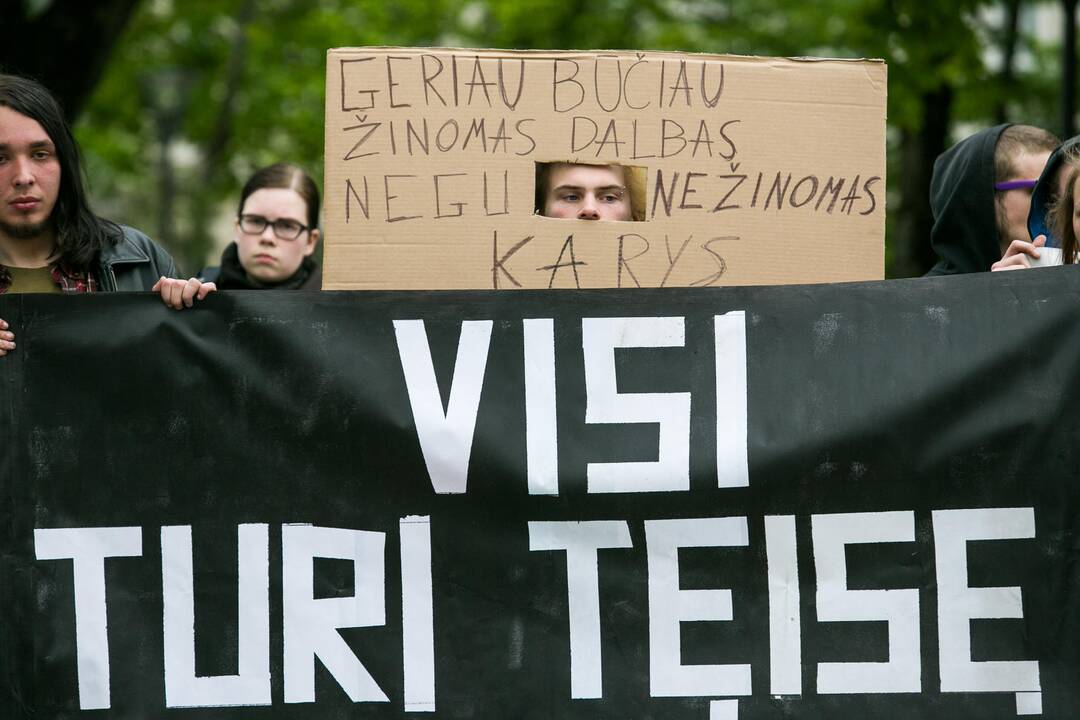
[4,269,1080,718]
[322,48,887,290]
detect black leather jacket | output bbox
[96,226,179,291]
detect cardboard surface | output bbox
[323,48,887,290]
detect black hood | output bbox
[925,124,1010,276]
[1028,135,1080,246]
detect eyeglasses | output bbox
[238,214,309,240]
[994,179,1039,192]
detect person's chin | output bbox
[0,216,51,240]
[248,267,287,284]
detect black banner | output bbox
[2,270,1080,718]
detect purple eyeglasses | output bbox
[994,179,1039,191]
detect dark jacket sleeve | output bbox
[97,226,180,291]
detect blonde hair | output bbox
[535,162,646,221]
[624,165,646,222]
[994,125,1059,184]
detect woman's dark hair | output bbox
[238,162,320,230]
[0,74,120,270]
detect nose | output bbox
[11,156,34,188]
[577,198,600,220]
[259,224,277,243]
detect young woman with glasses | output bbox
[199,163,322,289]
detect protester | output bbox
[926,124,1059,276]
[199,163,321,290]
[1027,135,1080,245]
[1053,149,1080,263]
[989,139,1080,269]
[1015,146,1080,267]
[0,74,213,357]
[536,162,646,222]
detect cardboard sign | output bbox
[323,48,886,289]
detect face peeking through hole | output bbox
[542,163,633,222]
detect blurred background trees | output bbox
[1,0,1076,277]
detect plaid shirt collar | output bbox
[0,262,98,294]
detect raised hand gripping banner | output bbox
[2,269,1079,718]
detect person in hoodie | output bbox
[199,163,321,290]
[991,135,1080,270]
[926,124,1058,276]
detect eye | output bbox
[239,215,269,233]
[32,149,51,161]
[559,193,580,202]
[278,220,302,233]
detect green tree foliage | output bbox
[79,0,458,272]
[77,0,1072,276]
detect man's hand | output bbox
[991,234,1046,271]
[0,319,13,356]
[151,277,217,309]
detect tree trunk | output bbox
[892,85,953,278]
[156,124,177,256]
[202,0,257,181]
[995,0,1023,124]
[1064,0,1078,138]
[0,0,142,120]
[141,70,191,264]
[184,0,258,274]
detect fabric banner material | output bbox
[1,270,1079,718]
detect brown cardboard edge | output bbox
[325,46,886,66]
